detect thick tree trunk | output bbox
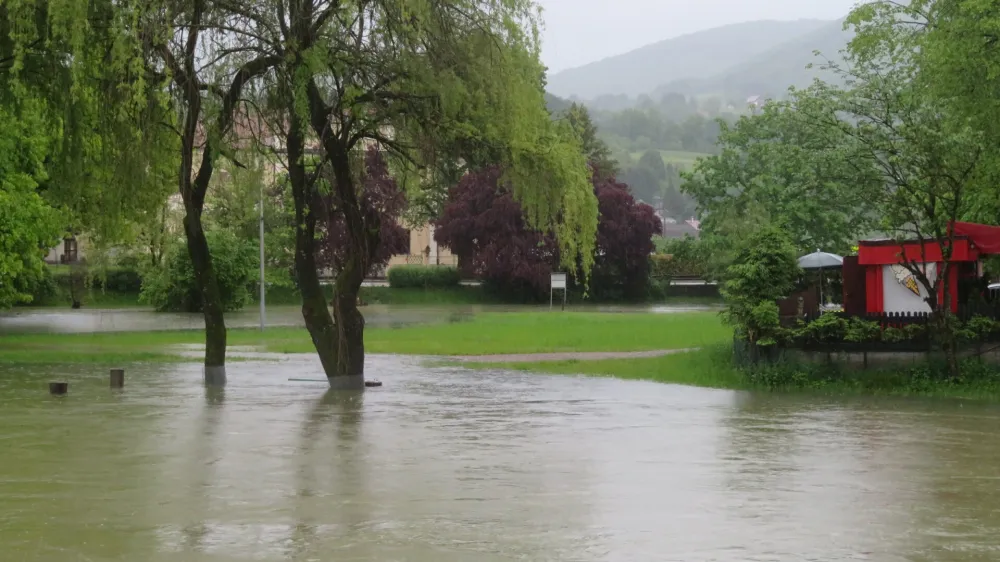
[304,79,375,386]
[285,108,346,385]
[182,205,228,385]
[178,95,227,386]
[331,257,367,383]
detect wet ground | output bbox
[3,353,1000,561]
[0,303,720,334]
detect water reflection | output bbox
[3,357,1000,560]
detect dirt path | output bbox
[450,348,699,363]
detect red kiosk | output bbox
[845,222,1000,315]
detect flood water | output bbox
[0,303,719,333]
[3,354,1000,561]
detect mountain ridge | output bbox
[545,19,833,100]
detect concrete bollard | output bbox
[49,382,68,395]
[110,368,125,388]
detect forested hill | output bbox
[653,18,853,101]
[545,19,830,100]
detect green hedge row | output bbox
[48,266,143,294]
[387,265,460,288]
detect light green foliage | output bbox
[721,227,800,346]
[867,0,1000,226]
[140,230,258,313]
[683,86,877,255]
[0,103,60,308]
[205,162,296,289]
[1,0,176,310]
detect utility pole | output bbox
[259,180,266,331]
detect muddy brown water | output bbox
[3,353,1000,561]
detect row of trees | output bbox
[684,0,1000,376]
[1,0,603,387]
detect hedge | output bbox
[387,265,460,288]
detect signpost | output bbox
[550,272,567,311]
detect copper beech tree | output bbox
[435,168,661,301]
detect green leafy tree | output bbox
[683,87,878,255]
[637,149,667,181]
[140,229,258,312]
[562,102,618,178]
[244,0,598,384]
[722,227,800,352]
[842,0,992,377]
[128,0,280,382]
[0,104,60,308]
[1,0,175,308]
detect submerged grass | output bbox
[464,344,746,390]
[0,311,729,364]
[479,346,1000,401]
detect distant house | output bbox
[746,95,769,113]
[45,234,85,265]
[660,217,701,239]
[380,224,457,276]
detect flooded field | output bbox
[3,354,1000,561]
[0,303,720,334]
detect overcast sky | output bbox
[536,0,860,72]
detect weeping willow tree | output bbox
[0,0,175,308]
[240,0,598,386]
[107,0,281,384]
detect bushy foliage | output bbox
[140,231,257,312]
[318,149,409,277]
[589,175,663,300]
[434,166,558,300]
[721,227,801,346]
[387,265,460,289]
[434,167,661,301]
[653,235,709,278]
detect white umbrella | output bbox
[797,250,844,269]
[797,250,844,308]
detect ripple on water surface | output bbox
[2,355,1000,561]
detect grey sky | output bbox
[536,0,860,72]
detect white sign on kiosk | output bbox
[550,272,567,310]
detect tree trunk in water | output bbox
[182,206,228,385]
[332,259,366,383]
[285,108,348,386]
[305,79,375,386]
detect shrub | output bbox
[388,265,460,289]
[140,230,258,312]
[653,235,708,278]
[721,227,800,347]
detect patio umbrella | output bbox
[797,250,844,307]
[797,250,844,270]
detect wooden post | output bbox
[110,368,125,388]
[49,382,68,395]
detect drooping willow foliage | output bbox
[2,0,176,247]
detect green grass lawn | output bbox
[464,344,745,390]
[0,311,730,364]
[475,345,1000,401]
[628,149,712,170]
